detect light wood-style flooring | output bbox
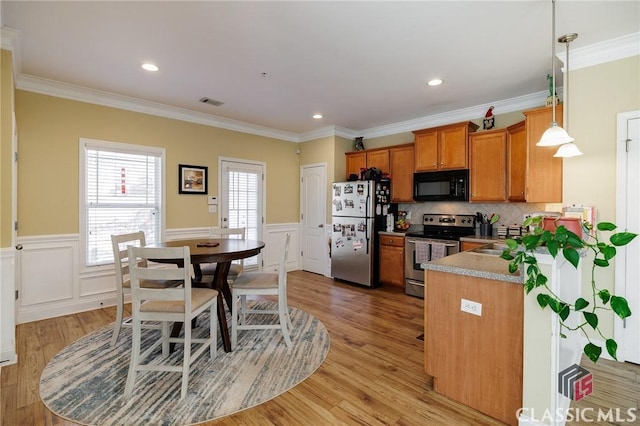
[2,271,639,425]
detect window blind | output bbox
[227,169,260,267]
[84,145,162,266]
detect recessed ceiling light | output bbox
[427,79,443,86]
[141,63,159,72]
[313,114,323,119]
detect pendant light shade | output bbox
[538,122,575,146]
[553,142,583,157]
[537,0,575,147]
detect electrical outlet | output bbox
[460,299,482,316]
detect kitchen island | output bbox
[422,249,523,426]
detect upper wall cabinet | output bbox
[345,151,367,179]
[366,149,390,174]
[413,121,479,172]
[469,128,508,202]
[389,144,414,202]
[521,106,564,203]
[345,148,390,180]
[506,120,526,202]
[344,144,414,202]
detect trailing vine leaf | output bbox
[584,343,602,363]
[605,339,618,360]
[610,296,632,319]
[547,240,559,257]
[559,304,570,321]
[583,311,598,329]
[610,232,638,246]
[597,222,616,231]
[594,258,609,267]
[562,248,580,268]
[603,245,616,260]
[598,289,610,304]
[574,297,589,311]
[537,293,550,309]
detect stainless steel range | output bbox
[404,213,476,298]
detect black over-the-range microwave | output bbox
[413,169,469,202]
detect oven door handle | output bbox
[407,239,456,248]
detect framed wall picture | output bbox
[178,164,208,194]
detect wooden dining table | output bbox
[149,238,265,352]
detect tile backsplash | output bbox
[397,202,560,236]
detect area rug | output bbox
[40,301,330,425]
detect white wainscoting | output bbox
[13,224,300,324]
[1,248,17,365]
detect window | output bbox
[80,139,165,267]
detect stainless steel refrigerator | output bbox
[330,180,393,287]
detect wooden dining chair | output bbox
[124,245,218,400]
[110,231,182,347]
[231,233,292,350]
[200,227,246,283]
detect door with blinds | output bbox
[219,159,264,269]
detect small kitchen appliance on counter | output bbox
[404,213,476,298]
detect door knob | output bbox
[318,224,324,228]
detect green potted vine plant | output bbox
[500,215,638,363]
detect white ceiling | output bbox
[2,1,639,141]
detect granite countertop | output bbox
[378,230,409,236]
[421,250,522,284]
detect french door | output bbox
[219,158,264,269]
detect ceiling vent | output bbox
[199,97,224,106]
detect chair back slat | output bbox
[128,245,192,305]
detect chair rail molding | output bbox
[14,225,300,323]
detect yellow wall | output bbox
[1,49,15,248]
[14,91,301,236]
[563,55,640,337]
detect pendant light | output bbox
[553,33,583,157]
[537,0,574,147]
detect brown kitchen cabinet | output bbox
[379,234,404,287]
[460,241,487,251]
[506,120,526,201]
[344,148,390,180]
[469,128,508,202]
[414,121,479,172]
[425,270,523,426]
[521,105,564,202]
[389,144,414,202]
[345,151,367,179]
[366,149,390,174]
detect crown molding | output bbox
[15,74,301,142]
[359,91,549,139]
[557,32,640,71]
[298,125,358,142]
[1,26,22,80]
[9,29,638,143]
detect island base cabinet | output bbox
[424,270,523,426]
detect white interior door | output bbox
[300,164,326,275]
[219,158,264,269]
[616,111,640,363]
